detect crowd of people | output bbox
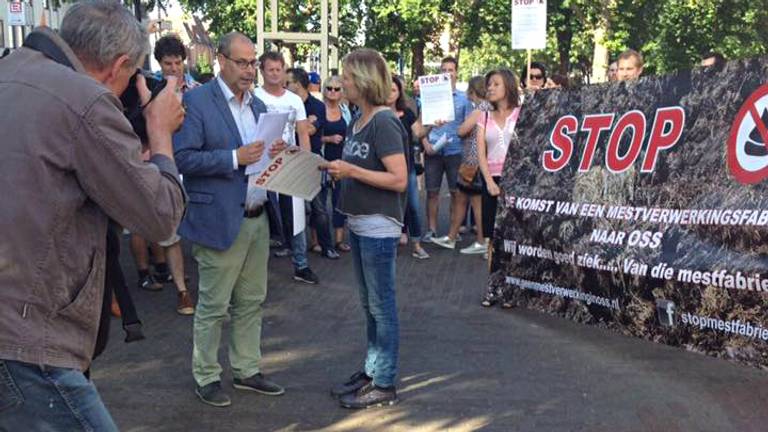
[0,0,710,429]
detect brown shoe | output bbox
[177,290,195,315]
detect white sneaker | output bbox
[460,241,487,255]
[431,235,456,250]
[422,230,436,243]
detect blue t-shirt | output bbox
[427,90,473,156]
[304,94,327,155]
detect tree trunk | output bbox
[555,8,573,75]
[411,40,425,80]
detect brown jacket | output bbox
[0,28,186,371]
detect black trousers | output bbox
[481,176,501,240]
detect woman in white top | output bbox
[477,69,521,307]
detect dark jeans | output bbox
[0,360,118,431]
[349,232,400,388]
[402,170,423,241]
[331,184,346,229]
[310,185,335,252]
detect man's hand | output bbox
[327,134,343,145]
[423,140,437,156]
[269,139,287,159]
[307,114,318,125]
[433,119,449,127]
[141,75,185,156]
[237,141,265,166]
[320,160,355,181]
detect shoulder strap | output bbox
[23,32,75,70]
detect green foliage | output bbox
[194,54,212,77]
[176,0,768,81]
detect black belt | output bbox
[244,205,265,218]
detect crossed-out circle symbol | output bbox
[728,83,768,184]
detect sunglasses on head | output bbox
[326,86,341,92]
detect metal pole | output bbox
[320,0,328,80]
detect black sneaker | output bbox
[339,382,398,409]
[138,273,162,291]
[195,382,231,407]
[294,267,319,284]
[154,271,173,284]
[233,373,285,396]
[330,371,372,398]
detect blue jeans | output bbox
[349,232,400,388]
[310,185,335,252]
[278,194,309,270]
[0,360,117,431]
[403,170,423,241]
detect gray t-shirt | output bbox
[339,109,407,223]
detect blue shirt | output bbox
[427,90,473,156]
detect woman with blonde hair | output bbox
[322,49,408,409]
[321,75,352,251]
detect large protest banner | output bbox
[489,58,768,367]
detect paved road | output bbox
[95,207,768,431]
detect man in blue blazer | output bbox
[174,32,286,407]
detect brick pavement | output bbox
[94,209,768,432]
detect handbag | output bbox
[456,112,487,194]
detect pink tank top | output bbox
[478,108,520,176]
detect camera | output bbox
[119,69,167,144]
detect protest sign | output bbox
[418,73,454,125]
[489,59,768,367]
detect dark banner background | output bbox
[489,58,768,368]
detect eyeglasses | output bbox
[529,74,544,80]
[222,54,258,70]
[325,86,341,92]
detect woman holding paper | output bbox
[321,48,408,409]
[477,69,521,308]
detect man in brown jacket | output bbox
[0,1,186,430]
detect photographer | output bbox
[0,1,186,430]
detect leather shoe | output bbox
[233,373,285,396]
[339,382,398,409]
[195,382,231,407]
[330,371,371,398]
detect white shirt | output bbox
[217,76,267,207]
[254,86,307,147]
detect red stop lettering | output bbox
[641,107,685,172]
[578,114,615,172]
[542,115,578,172]
[606,110,646,173]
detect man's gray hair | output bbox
[217,32,253,57]
[60,1,148,70]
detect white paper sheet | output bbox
[253,149,325,201]
[418,74,455,126]
[245,111,290,176]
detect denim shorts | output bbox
[424,153,462,192]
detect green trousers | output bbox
[191,214,269,387]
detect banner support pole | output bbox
[527,49,532,86]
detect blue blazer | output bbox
[173,80,267,251]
